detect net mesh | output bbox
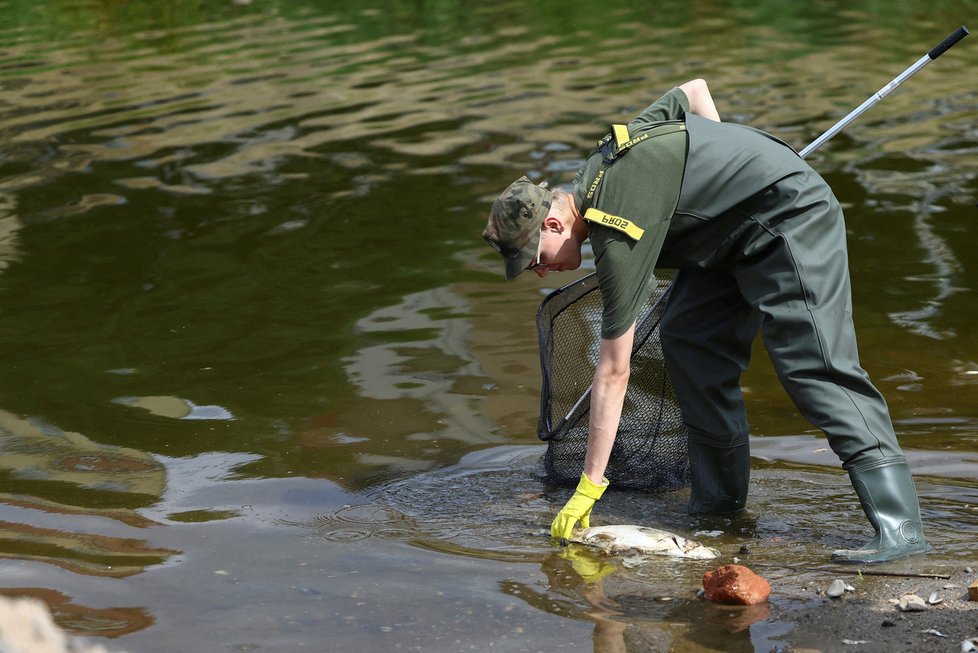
[536,271,690,491]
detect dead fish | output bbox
[569,525,720,560]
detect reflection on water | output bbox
[0,192,20,271]
[0,587,153,638]
[0,516,173,578]
[0,0,976,650]
[0,408,173,637]
[112,395,235,420]
[886,189,962,340]
[345,286,497,442]
[0,408,164,503]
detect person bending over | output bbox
[481,78,928,564]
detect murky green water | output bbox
[1,1,977,651]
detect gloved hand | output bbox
[551,472,609,540]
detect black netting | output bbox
[536,271,690,491]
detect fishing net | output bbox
[536,271,690,491]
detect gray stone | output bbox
[826,579,848,598]
[897,594,927,612]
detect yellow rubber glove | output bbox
[550,472,609,540]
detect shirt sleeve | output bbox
[588,128,687,340]
[630,87,689,130]
[593,220,669,340]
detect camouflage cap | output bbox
[483,175,552,280]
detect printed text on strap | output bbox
[583,208,644,241]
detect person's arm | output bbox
[550,324,634,540]
[679,78,720,122]
[583,324,635,482]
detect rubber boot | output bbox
[831,459,929,564]
[687,437,750,514]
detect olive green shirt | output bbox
[572,88,690,339]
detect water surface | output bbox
[1,1,977,651]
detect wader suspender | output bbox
[582,120,686,241]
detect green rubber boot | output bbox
[687,437,750,515]
[831,459,929,564]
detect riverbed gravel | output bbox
[766,566,978,652]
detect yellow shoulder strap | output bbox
[612,124,630,150]
[583,208,644,241]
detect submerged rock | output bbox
[702,564,771,606]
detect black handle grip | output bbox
[929,25,969,59]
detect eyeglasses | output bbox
[526,232,547,271]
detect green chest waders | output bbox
[657,123,928,561]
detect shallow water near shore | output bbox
[1,1,977,651]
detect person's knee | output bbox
[687,424,749,449]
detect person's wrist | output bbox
[577,472,609,500]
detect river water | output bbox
[0,1,976,651]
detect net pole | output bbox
[799,26,968,158]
